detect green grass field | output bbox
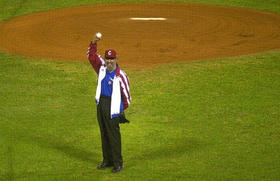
[1,0,280,180]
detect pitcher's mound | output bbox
[1,2,280,67]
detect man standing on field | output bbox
[87,33,131,173]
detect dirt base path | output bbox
[1,2,280,67]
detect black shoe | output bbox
[97,162,113,170]
[112,165,123,173]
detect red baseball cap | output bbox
[105,49,117,59]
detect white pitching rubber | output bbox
[130,17,166,21]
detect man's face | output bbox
[105,58,117,72]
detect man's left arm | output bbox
[120,72,131,110]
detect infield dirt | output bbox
[0,2,280,67]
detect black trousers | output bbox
[97,95,123,167]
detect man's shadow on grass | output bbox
[22,131,99,164]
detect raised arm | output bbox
[87,34,105,74]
